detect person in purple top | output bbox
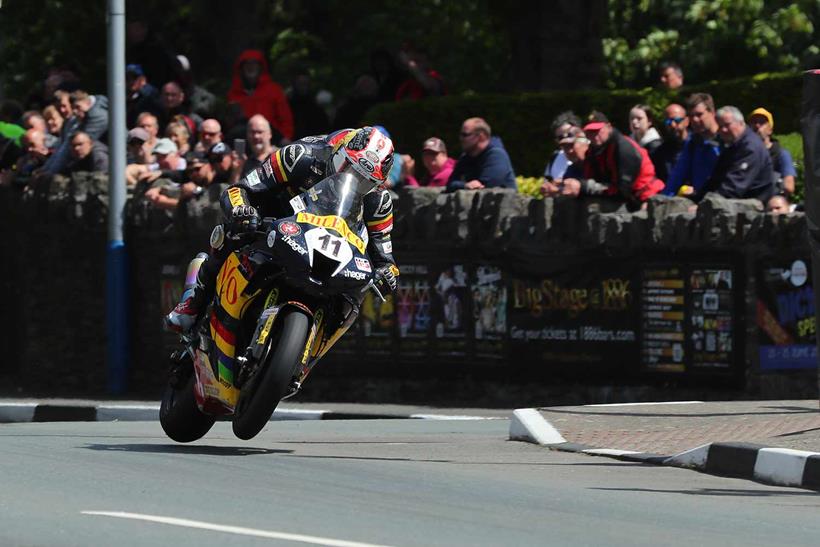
[446,117,516,192]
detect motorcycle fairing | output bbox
[192,348,238,414]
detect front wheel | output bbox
[232,309,310,440]
[160,371,216,443]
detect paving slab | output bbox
[538,400,820,455]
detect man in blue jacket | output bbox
[446,117,516,192]
[662,93,721,197]
[700,105,775,203]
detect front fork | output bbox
[240,293,361,393]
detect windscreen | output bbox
[294,171,375,228]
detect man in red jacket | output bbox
[227,49,294,144]
[558,111,664,208]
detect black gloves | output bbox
[229,205,260,234]
[374,264,398,294]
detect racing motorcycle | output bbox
[160,171,384,442]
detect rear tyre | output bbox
[160,372,216,443]
[232,310,309,440]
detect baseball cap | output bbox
[126,64,144,77]
[583,110,610,132]
[207,141,232,163]
[152,137,178,155]
[185,149,208,167]
[422,137,446,154]
[127,127,149,143]
[750,107,774,130]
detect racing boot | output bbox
[163,253,209,334]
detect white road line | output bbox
[82,511,396,547]
[410,414,500,420]
[584,401,704,407]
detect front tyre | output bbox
[160,372,216,443]
[232,309,310,440]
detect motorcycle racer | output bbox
[165,126,400,334]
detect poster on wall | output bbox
[506,260,640,370]
[641,265,686,372]
[472,265,507,360]
[360,290,395,358]
[757,257,817,370]
[688,267,734,370]
[395,264,431,359]
[430,264,469,357]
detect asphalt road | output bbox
[1,418,819,547]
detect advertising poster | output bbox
[360,290,395,358]
[641,265,686,372]
[395,264,431,359]
[430,264,469,358]
[507,260,640,370]
[688,268,734,369]
[757,257,817,370]
[472,265,507,360]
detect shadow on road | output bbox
[590,487,819,497]
[82,443,291,456]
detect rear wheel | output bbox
[232,309,310,440]
[160,368,216,443]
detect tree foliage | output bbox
[603,0,819,88]
[0,0,816,103]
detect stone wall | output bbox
[0,176,812,402]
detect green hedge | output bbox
[364,72,803,178]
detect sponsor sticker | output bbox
[267,230,276,248]
[357,157,375,173]
[246,169,263,188]
[296,212,366,254]
[355,257,371,272]
[365,150,380,163]
[283,144,305,172]
[262,158,274,177]
[281,235,307,255]
[342,269,367,281]
[278,221,301,236]
[290,195,306,213]
[382,240,393,254]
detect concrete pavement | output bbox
[0,398,509,423]
[510,400,820,491]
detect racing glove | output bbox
[374,264,398,294]
[229,205,260,235]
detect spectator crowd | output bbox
[0,42,799,220]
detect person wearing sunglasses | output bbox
[662,93,721,197]
[651,103,689,183]
[445,117,516,192]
